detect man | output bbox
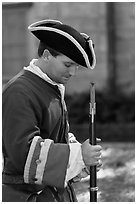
[2,19,102,202]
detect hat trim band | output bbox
[88,39,96,69]
[29,26,95,69]
[81,32,96,69]
[28,19,63,28]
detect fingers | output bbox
[91,159,102,170]
[84,140,102,150]
[93,145,102,151]
[90,151,101,158]
[89,145,102,158]
[97,159,102,167]
[96,159,103,171]
[86,159,102,172]
[88,154,102,167]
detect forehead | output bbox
[57,54,78,65]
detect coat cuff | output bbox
[24,136,70,188]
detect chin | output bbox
[59,81,67,85]
[57,77,70,84]
[62,80,69,85]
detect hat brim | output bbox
[28,20,96,69]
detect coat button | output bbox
[36,159,41,164]
[40,142,44,146]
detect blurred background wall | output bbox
[2,2,135,142]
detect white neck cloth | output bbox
[24,59,65,102]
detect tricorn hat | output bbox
[28,19,96,69]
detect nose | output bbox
[69,66,78,76]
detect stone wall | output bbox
[115,2,135,95]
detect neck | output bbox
[34,58,46,72]
[34,58,55,83]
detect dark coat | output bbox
[2,70,77,202]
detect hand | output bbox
[81,139,102,167]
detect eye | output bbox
[64,63,72,68]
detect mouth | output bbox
[62,76,71,83]
[63,76,70,80]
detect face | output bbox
[45,54,79,84]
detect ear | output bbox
[43,49,52,60]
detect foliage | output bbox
[65,91,135,124]
[70,123,134,142]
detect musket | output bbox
[89,82,98,202]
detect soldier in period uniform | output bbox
[2,19,102,202]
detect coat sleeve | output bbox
[24,136,70,188]
[3,89,70,188]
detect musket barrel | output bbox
[89,82,98,202]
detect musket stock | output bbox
[89,83,98,202]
